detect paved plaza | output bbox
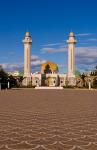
[0,89,97,150]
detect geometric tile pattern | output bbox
[0,90,97,150]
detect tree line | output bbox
[0,65,22,89]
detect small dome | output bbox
[41,61,58,74]
[25,32,30,37]
[69,32,75,37]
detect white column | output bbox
[23,32,32,78]
[67,32,77,77]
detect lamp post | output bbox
[88,78,91,90]
[7,77,10,89]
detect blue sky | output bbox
[0,0,97,73]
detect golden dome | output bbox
[25,32,30,37]
[69,32,75,37]
[41,61,58,74]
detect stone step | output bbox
[35,87,63,89]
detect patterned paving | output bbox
[0,89,97,150]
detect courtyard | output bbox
[0,89,97,150]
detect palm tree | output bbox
[80,73,86,87]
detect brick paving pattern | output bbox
[0,89,97,150]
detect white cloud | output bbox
[0,55,46,72]
[1,46,97,73]
[31,55,39,61]
[76,46,97,58]
[31,55,46,66]
[87,38,97,42]
[41,46,97,71]
[1,63,23,71]
[41,43,62,47]
[31,60,46,66]
[76,33,92,37]
[75,46,97,70]
[58,64,67,68]
[41,47,66,54]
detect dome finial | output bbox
[25,32,30,37]
[69,32,75,37]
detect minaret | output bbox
[23,32,32,86]
[67,32,77,77]
[23,32,32,77]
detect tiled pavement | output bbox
[0,89,97,150]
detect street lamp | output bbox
[7,77,10,89]
[88,78,91,90]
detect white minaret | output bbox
[67,32,77,77]
[23,32,32,77]
[22,32,32,86]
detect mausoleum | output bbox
[22,32,77,87]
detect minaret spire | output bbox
[67,32,77,77]
[22,32,32,86]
